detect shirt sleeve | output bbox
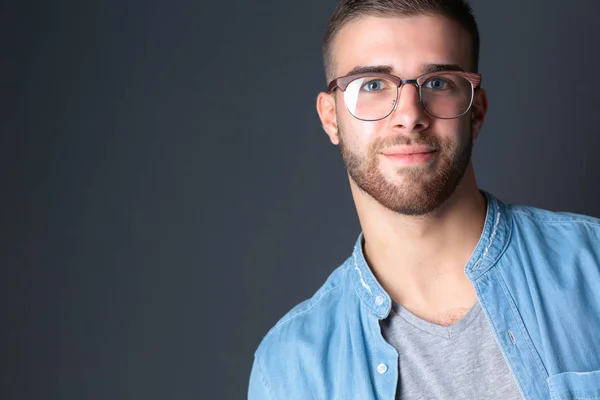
[248,355,272,400]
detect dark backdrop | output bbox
[2,0,599,399]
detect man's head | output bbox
[316,0,487,216]
[323,0,480,85]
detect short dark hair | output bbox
[323,0,480,83]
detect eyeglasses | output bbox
[327,70,482,121]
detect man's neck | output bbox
[351,168,487,316]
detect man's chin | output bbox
[369,177,449,212]
[383,174,434,191]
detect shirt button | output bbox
[377,363,388,374]
[375,296,384,305]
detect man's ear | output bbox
[316,92,339,145]
[471,88,488,141]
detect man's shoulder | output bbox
[510,202,600,230]
[499,202,600,275]
[254,256,355,359]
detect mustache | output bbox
[370,134,442,153]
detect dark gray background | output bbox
[1,0,599,399]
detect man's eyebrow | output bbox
[421,63,464,74]
[344,65,394,76]
[343,63,465,77]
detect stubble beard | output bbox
[337,123,473,216]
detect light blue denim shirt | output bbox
[248,192,600,400]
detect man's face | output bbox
[322,15,484,215]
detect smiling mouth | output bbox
[381,150,437,165]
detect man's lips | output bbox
[380,146,436,156]
[380,146,437,165]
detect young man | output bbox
[249,1,600,399]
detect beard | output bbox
[337,121,473,216]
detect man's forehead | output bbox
[331,14,471,77]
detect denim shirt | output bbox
[248,192,600,400]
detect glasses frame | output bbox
[327,70,482,121]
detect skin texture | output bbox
[336,109,473,216]
[316,15,489,326]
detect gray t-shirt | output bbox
[380,299,523,400]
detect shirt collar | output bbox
[350,190,512,319]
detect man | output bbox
[248,0,600,399]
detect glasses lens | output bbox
[344,76,398,121]
[419,74,474,119]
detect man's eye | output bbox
[424,78,449,90]
[362,80,385,91]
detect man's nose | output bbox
[387,83,430,133]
